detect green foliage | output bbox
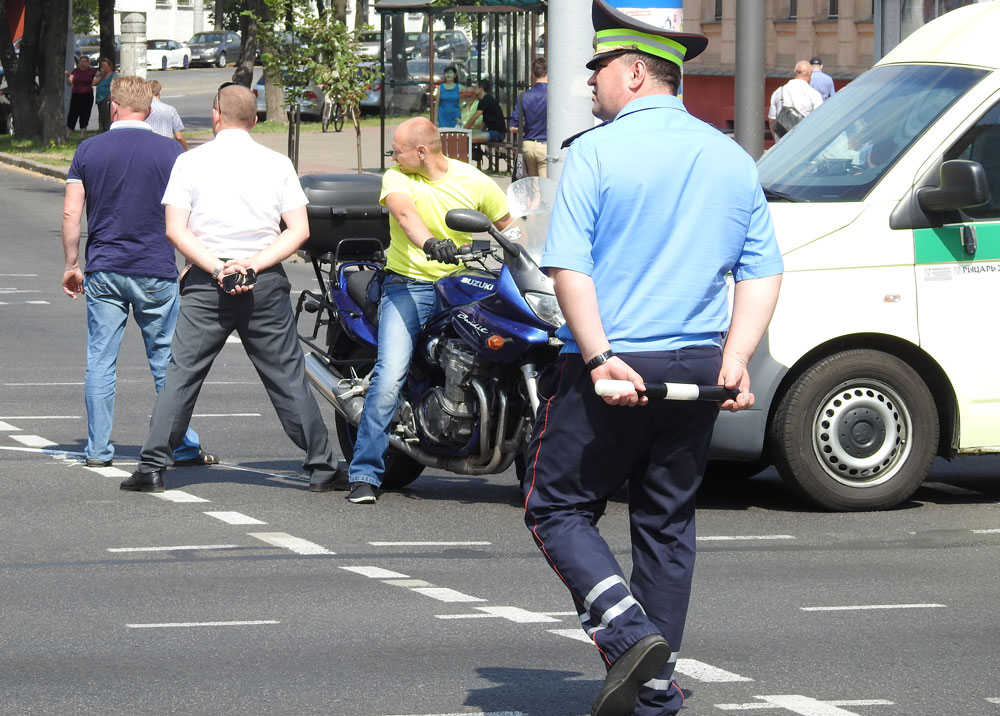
[72,0,99,35]
[304,15,378,113]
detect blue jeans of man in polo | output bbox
[84,271,200,463]
[348,274,437,488]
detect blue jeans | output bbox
[348,274,437,488]
[84,271,200,462]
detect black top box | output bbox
[299,174,390,258]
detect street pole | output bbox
[735,0,765,160]
[546,0,593,182]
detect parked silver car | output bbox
[187,31,241,68]
[253,74,326,121]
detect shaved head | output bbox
[214,84,257,129]
[394,117,442,154]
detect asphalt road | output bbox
[147,66,263,132]
[2,164,1000,716]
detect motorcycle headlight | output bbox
[524,291,565,328]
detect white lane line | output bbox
[539,611,578,616]
[675,659,753,683]
[0,415,80,419]
[3,382,83,386]
[986,697,1000,704]
[204,511,266,525]
[10,435,57,447]
[548,628,592,643]
[126,620,279,629]
[248,532,334,555]
[0,420,21,431]
[757,694,865,715]
[0,273,38,276]
[191,413,262,417]
[369,541,492,546]
[715,701,892,712]
[108,545,240,553]
[698,535,795,541]
[973,529,1000,534]
[341,566,410,579]
[800,603,945,612]
[86,466,132,478]
[0,446,83,457]
[410,587,486,603]
[0,288,42,293]
[384,579,435,588]
[149,490,211,503]
[225,335,242,344]
[436,606,561,623]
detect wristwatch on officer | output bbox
[586,349,615,371]
[211,261,225,280]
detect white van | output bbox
[710,3,1000,511]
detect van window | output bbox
[759,64,986,203]
[945,100,1000,220]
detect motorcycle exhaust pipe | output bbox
[304,352,366,424]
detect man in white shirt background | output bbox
[768,60,824,139]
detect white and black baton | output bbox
[594,380,739,402]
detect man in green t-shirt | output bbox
[345,117,511,504]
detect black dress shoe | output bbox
[120,469,165,493]
[591,633,671,716]
[309,464,350,492]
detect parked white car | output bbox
[146,39,191,71]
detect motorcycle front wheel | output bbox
[334,413,425,489]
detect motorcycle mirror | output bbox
[446,208,492,233]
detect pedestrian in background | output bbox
[809,56,836,101]
[768,60,823,139]
[94,57,115,132]
[511,56,548,177]
[147,79,189,150]
[65,56,97,140]
[463,79,507,143]
[434,65,462,128]
[122,84,341,494]
[522,1,783,714]
[61,75,216,470]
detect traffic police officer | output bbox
[522,2,784,715]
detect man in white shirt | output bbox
[122,83,343,494]
[768,60,823,139]
[146,79,189,150]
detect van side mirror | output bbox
[916,159,989,212]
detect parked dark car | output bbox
[186,31,241,68]
[74,34,120,66]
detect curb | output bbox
[0,151,68,180]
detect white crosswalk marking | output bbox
[410,587,486,603]
[10,434,56,447]
[149,490,210,503]
[204,511,266,525]
[248,532,334,555]
[675,658,753,682]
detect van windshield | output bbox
[758,64,987,203]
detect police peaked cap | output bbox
[586,0,708,70]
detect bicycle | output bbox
[321,97,345,133]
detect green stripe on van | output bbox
[914,223,1000,264]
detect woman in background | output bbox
[94,57,116,132]
[434,65,462,128]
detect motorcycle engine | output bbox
[416,339,483,447]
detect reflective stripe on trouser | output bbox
[522,347,721,716]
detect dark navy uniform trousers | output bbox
[523,347,721,715]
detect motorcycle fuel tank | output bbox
[435,270,497,309]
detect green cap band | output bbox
[595,27,686,66]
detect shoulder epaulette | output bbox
[560,120,611,149]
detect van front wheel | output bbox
[771,350,937,511]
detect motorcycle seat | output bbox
[345,268,380,326]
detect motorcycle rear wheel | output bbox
[334,413,425,489]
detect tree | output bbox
[98,0,114,65]
[306,13,377,172]
[233,0,263,88]
[0,0,70,143]
[72,0,99,35]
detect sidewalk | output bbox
[0,120,510,190]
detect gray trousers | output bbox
[138,265,337,480]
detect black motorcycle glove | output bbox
[424,238,459,265]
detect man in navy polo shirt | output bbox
[61,75,216,470]
[511,56,548,177]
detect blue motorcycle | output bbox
[296,177,563,489]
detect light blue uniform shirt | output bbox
[541,94,783,353]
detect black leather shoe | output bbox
[591,633,671,716]
[120,469,165,493]
[309,464,350,492]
